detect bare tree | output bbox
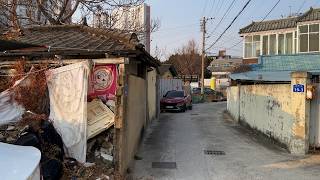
[164,39,211,77]
[153,45,166,60]
[0,0,149,30]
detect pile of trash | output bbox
[62,128,115,179]
[0,61,116,179]
[0,112,115,179]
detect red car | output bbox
[160,90,192,112]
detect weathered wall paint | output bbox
[239,84,293,148]
[126,75,146,169]
[290,72,310,154]
[147,69,157,123]
[227,86,240,122]
[227,72,311,154]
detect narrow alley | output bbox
[130,102,320,180]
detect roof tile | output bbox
[14,25,138,52]
[240,8,320,34]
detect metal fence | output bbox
[159,79,183,98]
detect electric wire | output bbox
[206,0,253,51]
[261,0,281,22]
[208,0,281,52]
[207,0,237,38]
[297,0,307,13]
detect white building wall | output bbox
[227,86,240,122]
[111,3,151,52]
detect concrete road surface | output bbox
[129,102,320,180]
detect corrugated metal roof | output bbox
[240,8,320,34]
[231,54,320,81]
[230,71,292,82]
[254,53,320,71]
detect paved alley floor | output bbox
[130,102,320,180]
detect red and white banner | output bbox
[88,65,117,101]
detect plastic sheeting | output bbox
[46,61,90,163]
[0,142,41,180]
[0,77,26,126]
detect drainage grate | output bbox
[152,162,177,169]
[204,150,226,155]
[191,113,199,116]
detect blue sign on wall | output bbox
[293,84,304,92]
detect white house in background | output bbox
[207,50,243,90]
[111,3,151,52]
[240,7,320,64]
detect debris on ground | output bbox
[60,127,115,179]
[0,61,116,179]
[0,112,115,180]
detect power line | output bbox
[227,39,243,50]
[207,0,237,38]
[209,0,281,53]
[208,0,216,16]
[297,0,307,13]
[217,0,280,52]
[201,0,209,16]
[206,0,253,51]
[154,23,198,33]
[261,0,281,22]
[215,0,225,16]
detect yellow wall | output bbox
[227,72,310,155]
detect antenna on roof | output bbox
[289,5,292,17]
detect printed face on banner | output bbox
[89,65,117,101]
[93,67,113,91]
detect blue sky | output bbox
[146,0,320,60]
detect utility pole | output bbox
[200,17,213,96]
[200,17,206,96]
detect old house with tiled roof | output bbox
[0,25,160,177]
[158,64,178,79]
[240,7,320,64]
[226,7,320,158]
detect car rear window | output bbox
[165,91,184,97]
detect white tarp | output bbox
[0,142,41,180]
[46,61,89,163]
[0,90,25,126]
[0,77,27,126]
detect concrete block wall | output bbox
[227,72,310,154]
[227,86,240,122]
[123,75,146,173]
[147,69,158,123]
[239,84,293,148]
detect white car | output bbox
[0,142,41,180]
